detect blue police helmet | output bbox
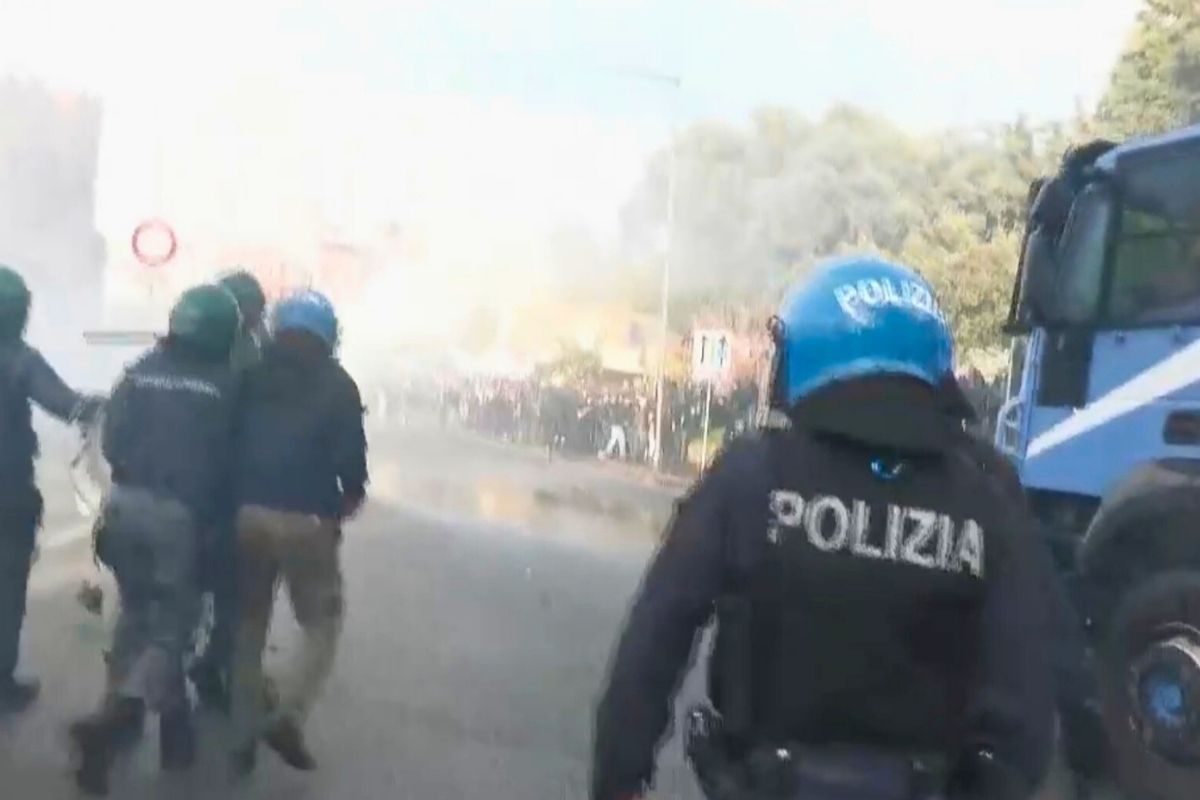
[271,289,339,349]
[770,256,954,410]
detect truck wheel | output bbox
[1099,570,1200,800]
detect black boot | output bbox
[111,700,146,750]
[69,699,143,797]
[0,676,40,714]
[190,660,230,714]
[229,743,258,780]
[159,707,196,772]
[102,656,146,748]
[69,718,112,797]
[264,717,316,771]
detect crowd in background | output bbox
[408,376,748,472]
[443,377,760,472]
[374,368,1006,474]
[958,368,1006,441]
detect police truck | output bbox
[999,125,1200,800]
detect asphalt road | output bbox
[1,423,708,799]
[0,421,1104,800]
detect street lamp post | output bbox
[581,64,681,471]
[608,68,682,473]
[652,129,677,472]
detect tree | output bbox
[621,106,1075,355]
[895,213,1021,355]
[536,344,603,385]
[1096,0,1200,138]
[541,0,1200,366]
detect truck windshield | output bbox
[1108,152,1200,325]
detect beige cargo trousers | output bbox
[229,505,344,750]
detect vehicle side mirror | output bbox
[1015,226,1060,326]
[1015,175,1082,327]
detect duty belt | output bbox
[685,705,947,800]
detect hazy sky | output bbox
[0,0,1142,267]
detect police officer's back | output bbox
[70,284,241,795]
[592,258,1058,800]
[101,286,240,524]
[232,290,366,523]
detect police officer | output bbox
[69,284,241,796]
[592,257,1058,800]
[228,289,366,777]
[190,268,268,712]
[0,265,101,713]
[220,268,268,372]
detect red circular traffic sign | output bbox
[131,219,177,268]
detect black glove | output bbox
[1060,700,1109,778]
[72,395,104,426]
[946,749,1032,800]
[339,492,365,521]
[684,707,747,800]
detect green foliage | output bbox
[623,110,1072,354]
[1096,0,1200,138]
[615,0,1195,356]
[536,343,604,385]
[895,216,1022,353]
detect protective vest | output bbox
[0,344,37,487]
[709,429,998,756]
[103,345,237,523]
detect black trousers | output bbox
[0,487,42,683]
[196,528,237,676]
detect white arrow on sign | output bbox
[692,328,733,382]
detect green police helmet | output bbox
[168,284,242,360]
[0,265,31,342]
[218,269,266,325]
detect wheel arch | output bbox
[1077,459,1200,624]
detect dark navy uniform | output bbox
[0,341,98,701]
[97,342,238,722]
[190,308,268,713]
[592,257,1059,800]
[102,345,238,526]
[594,423,1057,800]
[71,284,242,795]
[232,331,366,520]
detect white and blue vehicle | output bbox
[999,127,1200,800]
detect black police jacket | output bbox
[232,333,367,520]
[592,414,1057,800]
[102,343,238,525]
[0,341,95,491]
